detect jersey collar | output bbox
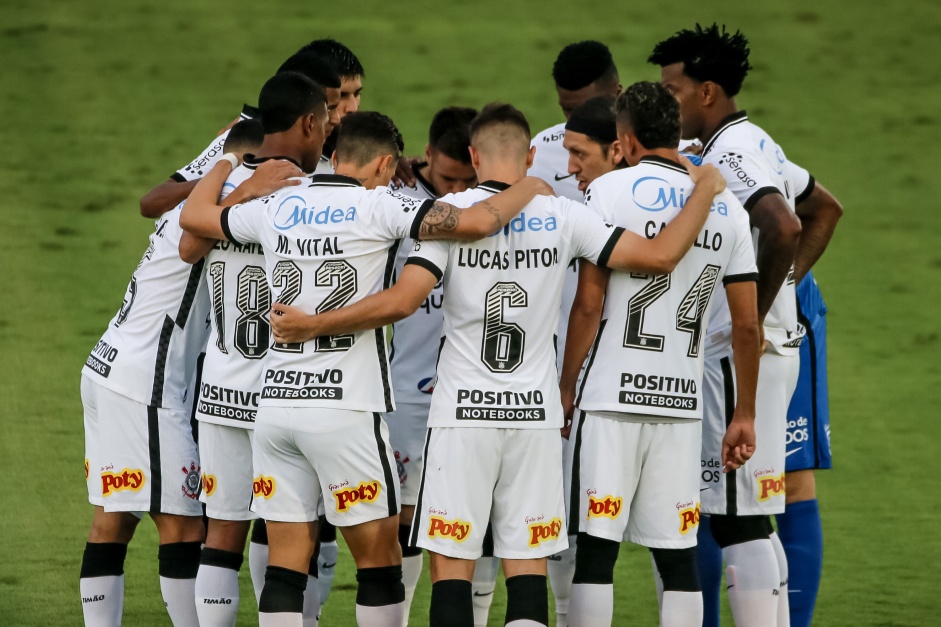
[702,110,749,156]
[243,154,303,170]
[413,162,438,198]
[240,103,259,120]
[638,155,688,173]
[309,173,362,187]
[477,180,511,193]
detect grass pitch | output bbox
[1,0,940,624]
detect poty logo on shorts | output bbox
[677,502,701,535]
[528,517,563,547]
[84,458,90,481]
[334,481,381,512]
[101,468,145,496]
[202,473,217,497]
[587,493,623,519]
[253,475,276,499]
[756,472,786,501]
[428,516,472,543]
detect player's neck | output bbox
[474,163,527,187]
[636,147,681,165]
[699,98,740,147]
[255,135,309,173]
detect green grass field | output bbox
[2,0,940,624]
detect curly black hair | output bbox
[615,81,681,150]
[648,23,752,97]
[552,40,618,91]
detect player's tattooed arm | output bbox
[792,182,843,284]
[723,280,760,471]
[270,265,438,343]
[605,158,726,274]
[417,176,553,241]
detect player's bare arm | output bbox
[559,260,609,437]
[722,280,760,471]
[792,182,843,283]
[417,176,553,241]
[604,159,726,273]
[748,192,802,321]
[270,264,439,343]
[140,178,200,219]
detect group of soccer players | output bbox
[79,24,842,627]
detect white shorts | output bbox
[412,428,567,560]
[700,349,798,516]
[384,403,429,507]
[571,412,701,548]
[198,422,258,521]
[82,376,202,516]
[251,407,400,526]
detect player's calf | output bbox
[650,547,703,627]
[568,533,620,627]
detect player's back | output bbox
[577,156,756,420]
[411,181,619,430]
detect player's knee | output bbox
[356,565,406,606]
[205,519,251,553]
[572,533,619,584]
[709,515,771,548]
[201,546,244,573]
[259,565,307,614]
[650,547,701,592]
[80,542,129,578]
[399,524,422,557]
[88,510,140,543]
[152,513,206,544]
[251,519,269,545]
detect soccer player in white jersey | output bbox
[559,81,760,627]
[180,109,550,626]
[139,47,345,218]
[383,105,478,624]
[650,24,843,626]
[267,103,728,627]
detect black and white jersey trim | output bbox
[477,180,511,193]
[408,200,436,240]
[795,175,816,205]
[638,155,689,174]
[404,257,443,282]
[596,227,625,269]
[702,110,750,157]
[723,272,760,286]
[220,207,241,246]
[743,186,782,211]
[308,173,361,188]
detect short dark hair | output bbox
[300,39,364,79]
[335,111,404,167]
[565,96,617,151]
[223,119,265,153]
[257,72,328,134]
[277,50,341,89]
[552,41,618,91]
[615,81,681,150]
[648,23,752,97]
[428,106,477,164]
[469,103,531,143]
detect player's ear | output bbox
[701,81,718,107]
[609,140,624,167]
[425,143,433,164]
[468,146,481,171]
[376,154,394,177]
[525,145,536,170]
[330,150,338,169]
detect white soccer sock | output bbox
[472,555,499,627]
[769,531,790,627]
[259,612,303,627]
[303,575,320,627]
[195,564,240,626]
[568,583,613,627]
[401,553,423,626]
[723,539,779,627]
[660,591,703,627]
[160,575,199,626]
[548,544,576,626]
[317,541,339,610]
[81,575,124,627]
[356,601,406,626]
[250,541,270,604]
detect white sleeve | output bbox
[584,183,614,222]
[172,131,230,182]
[723,198,759,284]
[704,150,782,211]
[405,239,450,282]
[564,199,622,267]
[220,197,267,245]
[374,188,435,241]
[783,159,815,204]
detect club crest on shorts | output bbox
[754,469,786,501]
[101,467,145,496]
[333,480,381,512]
[586,490,623,519]
[253,475,276,499]
[394,450,410,485]
[677,501,701,534]
[427,515,471,542]
[181,462,201,500]
[202,473,217,497]
[527,517,563,547]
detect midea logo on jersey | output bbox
[631,176,687,212]
[273,196,357,231]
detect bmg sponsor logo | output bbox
[677,501,701,535]
[755,470,785,501]
[333,481,381,512]
[428,515,472,542]
[101,468,145,497]
[527,517,563,548]
[202,473,217,497]
[253,475,276,499]
[587,491,623,519]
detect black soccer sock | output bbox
[259,565,308,615]
[505,574,550,626]
[430,579,473,627]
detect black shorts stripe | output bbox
[720,356,737,516]
[373,413,398,517]
[575,319,607,407]
[150,316,176,407]
[148,406,162,513]
[568,410,588,536]
[409,428,433,548]
[189,352,205,444]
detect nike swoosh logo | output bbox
[785,448,802,457]
[320,562,336,569]
[554,173,575,181]
[700,487,711,491]
[473,592,494,597]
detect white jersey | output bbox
[408,181,622,430]
[314,155,335,175]
[83,207,211,410]
[701,111,810,355]
[576,156,757,420]
[222,174,435,412]
[556,260,579,374]
[529,123,581,201]
[386,168,444,406]
[172,104,257,182]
